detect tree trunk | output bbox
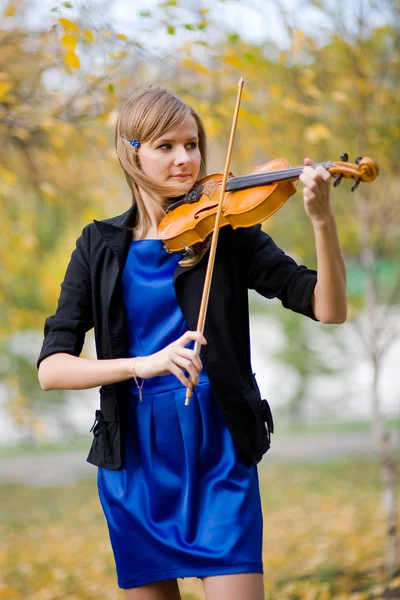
[372,355,398,575]
[359,192,399,575]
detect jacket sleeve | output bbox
[37,225,94,368]
[244,224,318,320]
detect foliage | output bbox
[0,0,399,434]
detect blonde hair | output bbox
[115,87,207,236]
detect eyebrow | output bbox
[156,136,199,144]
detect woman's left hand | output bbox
[299,157,334,225]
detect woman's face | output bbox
[138,113,201,195]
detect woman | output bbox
[37,87,347,600]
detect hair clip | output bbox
[120,135,141,149]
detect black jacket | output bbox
[37,204,317,468]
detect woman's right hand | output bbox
[133,331,207,388]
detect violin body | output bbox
[158,159,297,252]
[157,155,379,253]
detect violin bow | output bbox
[185,77,244,406]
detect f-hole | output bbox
[194,204,219,219]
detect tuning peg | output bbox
[333,175,343,187]
[355,156,362,165]
[340,152,349,162]
[351,179,361,192]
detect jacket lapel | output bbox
[93,204,136,267]
[93,202,202,303]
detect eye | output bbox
[186,141,198,149]
[158,143,172,150]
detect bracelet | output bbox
[132,357,144,402]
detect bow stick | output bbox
[185,77,244,406]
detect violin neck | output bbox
[225,161,333,193]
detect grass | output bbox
[1,458,399,599]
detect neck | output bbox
[135,189,167,238]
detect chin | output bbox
[169,180,195,197]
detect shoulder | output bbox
[95,206,133,227]
[78,205,135,243]
[94,205,136,229]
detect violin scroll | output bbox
[329,155,379,192]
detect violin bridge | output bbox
[203,179,219,200]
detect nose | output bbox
[174,145,191,166]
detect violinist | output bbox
[37,87,347,600]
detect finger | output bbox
[301,166,328,186]
[303,187,315,201]
[173,356,200,385]
[315,165,332,182]
[303,157,315,166]
[299,172,318,189]
[303,165,319,178]
[169,363,190,388]
[175,347,203,373]
[304,164,329,184]
[178,330,207,346]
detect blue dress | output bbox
[97,240,263,590]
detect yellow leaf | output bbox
[304,123,331,143]
[0,82,11,98]
[61,34,77,51]
[40,118,57,130]
[50,135,65,147]
[389,125,400,139]
[269,84,281,98]
[58,17,79,33]
[305,85,321,99]
[181,58,209,75]
[332,90,348,103]
[108,50,128,60]
[117,33,127,41]
[292,29,305,52]
[64,51,80,69]
[40,182,56,197]
[4,3,16,17]
[84,29,95,42]
[14,128,30,140]
[0,166,16,184]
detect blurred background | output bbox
[0,0,399,598]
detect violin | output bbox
[169,78,379,405]
[158,153,379,253]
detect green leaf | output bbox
[227,32,240,42]
[139,10,151,17]
[184,23,195,31]
[107,83,115,94]
[167,25,175,35]
[244,52,255,62]
[62,2,73,8]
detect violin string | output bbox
[226,162,334,192]
[232,162,334,184]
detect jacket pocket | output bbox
[240,374,274,463]
[86,388,120,469]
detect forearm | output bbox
[38,330,206,391]
[311,216,347,324]
[38,353,133,391]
